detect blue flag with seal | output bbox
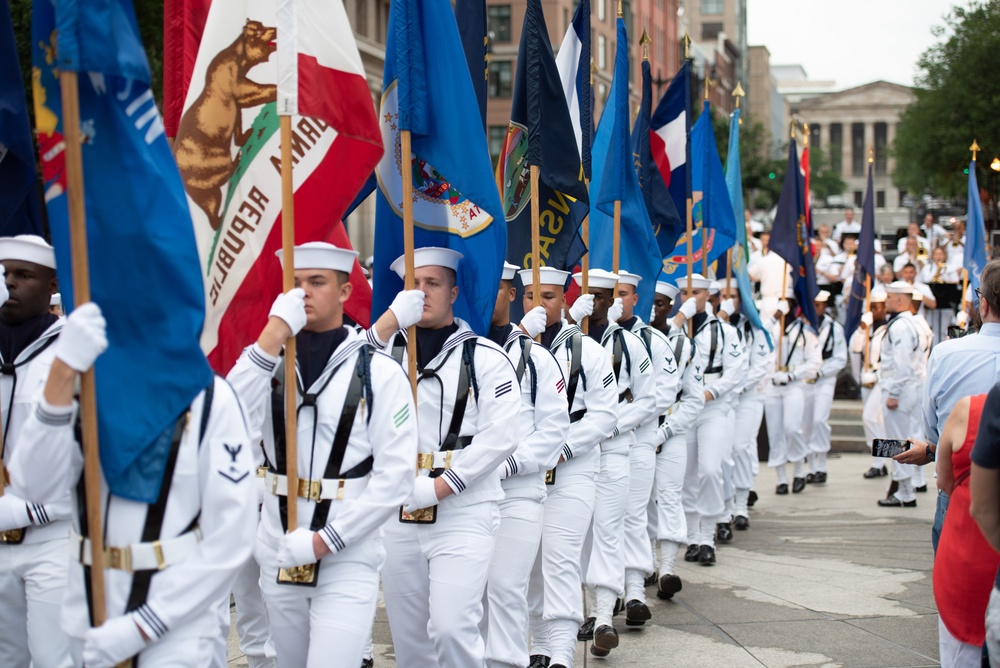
[372,0,506,336]
[590,16,660,319]
[724,108,769,346]
[966,159,988,298]
[845,159,876,340]
[770,140,819,330]
[32,0,213,503]
[0,0,44,236]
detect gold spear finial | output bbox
[640,28,651,61]
[590,57,596,86]
[683,33,691,60]
[732,81,745,109]
[803,122,810,147]
[617,0,623,18]
[868,146,874,164]
[790,119,796,139]
[971,139,981,161]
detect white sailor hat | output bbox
[886,280,915,295]
[390,247,464,278]
[814,290,831,303]
[709,281,721,296]
[911,288,923,302]
[674,273,712,290]
[869,285,888,303]
[50,293,61,306]
[501,262,519,282]
[276,241,358,273]
[572,269,619,290]
[617,271,642,288]
[519,266,570,287]
[655,281,679,300]
[0,235,56,269]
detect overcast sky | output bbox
[746,0,960,91]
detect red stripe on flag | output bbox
[649,130,672,189]
[163,0,212,138]
[297,54,382,149]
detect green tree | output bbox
[805,144,847,203]
[893,1,1000,197]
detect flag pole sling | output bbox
[686,198,694,337]
[531,166,542,319]
[725,247,732,298]
[862,275,872,372]
[581,179,590,335]
[401,131,418,400]
[279,117,299,531]
[962,268,969,316]
[612,201,621,276]
[59,70,109,627]
[776,264,787,371]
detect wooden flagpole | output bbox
[279,117,299,532]
[613,201,621,277]
[686,198,694,338]
[531,166,541,310]
[776,265,788,372]
[401,131,419,399]
[725,247,733,298]
[59,70,109,627]
[581,187,590,335]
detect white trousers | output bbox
[985,586,1000,667]
[232,554,276,668]
[528,450,597,667]
[653,431,688,572]
[485,494,543,668]
[256,529,383,668]
[807,377,837,459]
[938,615,982,668]
[585,448,630,597]
[683,402,731,544]
[623,434,657,583]
[882,385,918,496]
[382,500,500,668]
[0,537,74,668]
[733,394,764,494]
[720,406,737,515]
[765,384,808,468]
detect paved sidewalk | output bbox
[228,453,941,667]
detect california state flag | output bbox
[172,0,382,373]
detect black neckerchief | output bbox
[415,323,459,370]
[0,312,58,363]
[488,323,512,347]
[619,316,638,332]
[692,311,709,332]
[296,326,348,390]
[730,313,745,329]
[540,322,561,349]
[588,321,609,343]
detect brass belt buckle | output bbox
[0,528,24,544]
[298,479,322,502]
[544,469,556,486]
[399,505,437,524]
[277,562,319,587]
[256,466,267,479]
[416,453,434,470]
[106,546,132,572]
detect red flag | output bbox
[163,0,211,139]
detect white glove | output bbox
[720,298,737,317]
[389,290,426,329]
[772,372,791,386]
[53,302,108,372]
[705,302,714,316]
[678,298,697,320]
[607,298,624,323]
[0,265,8,305]
[276,528,318,568]
[29,496,72,525]
[82,613,148,668]
[0,496,30,532]
[518,306,547,338]
[861,312,873,328]
[861,371,878,386]
[777,299,790,315]
[956,311,969,328]
[568,294,595,322]
[658,422,673,444]
[403,476,439,513]
[268,288,306,336]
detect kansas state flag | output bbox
[771,140,819,329]
[590,17,660,319]
[373,0,505,335]
[32,0,213,503]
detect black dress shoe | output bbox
[684,544,701,561]
[644,570,659,587]
[915,484,928,493]
[775,483,789,495]
[805,473,816,483]
[577,616,595,641]
[593,625,620,651]
[625,599,652,626]
[716,522,733,543]
[792,477,806,493]
[878,496,917,507]
[550,665,567,668]
[361,660,374,668]
[698,544,716,565]
[734,515,749,530]
[814,471,827,484]
[657,573,683,600]
[528,655,550,668]
[748,490,758,507]
[863,465,888,479]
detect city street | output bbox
[228,452,942,667]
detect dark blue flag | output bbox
[0,0,43,235]
[556,0,591,181]
[845,160,876,340]
[770,140,819,329]
[33,0,213,503]
[455,0,487,131]
[650,60,691,219]
[632,59,683,257]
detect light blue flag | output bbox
[966,160,988,298]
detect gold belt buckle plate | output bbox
[416,453,434,470]
[399,505,437,524]
[298,479,322,502]
[277,562,319,587]
[106,546,132,572]
[544,469,556,485]
[0,528,24,544]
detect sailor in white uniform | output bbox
[805,291,847,483]
[227,242,419,667]
[365,247,521,668]
[10,304,257,667]
[522,267,616,668]
[483,263,569,668]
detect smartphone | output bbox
[872,438,910,458]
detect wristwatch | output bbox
[926,443,936,463]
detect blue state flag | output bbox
[650,61,691,220]
[555,0,592,181]
[966,160,988,298]
[632,59,684,257]
[845,160,877,340]
[0,0,43,235]
[32,0,213,503]
[724,108,769,346]
[372,0,505,335]
[770,140,819,329]
[590,17,660,319]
